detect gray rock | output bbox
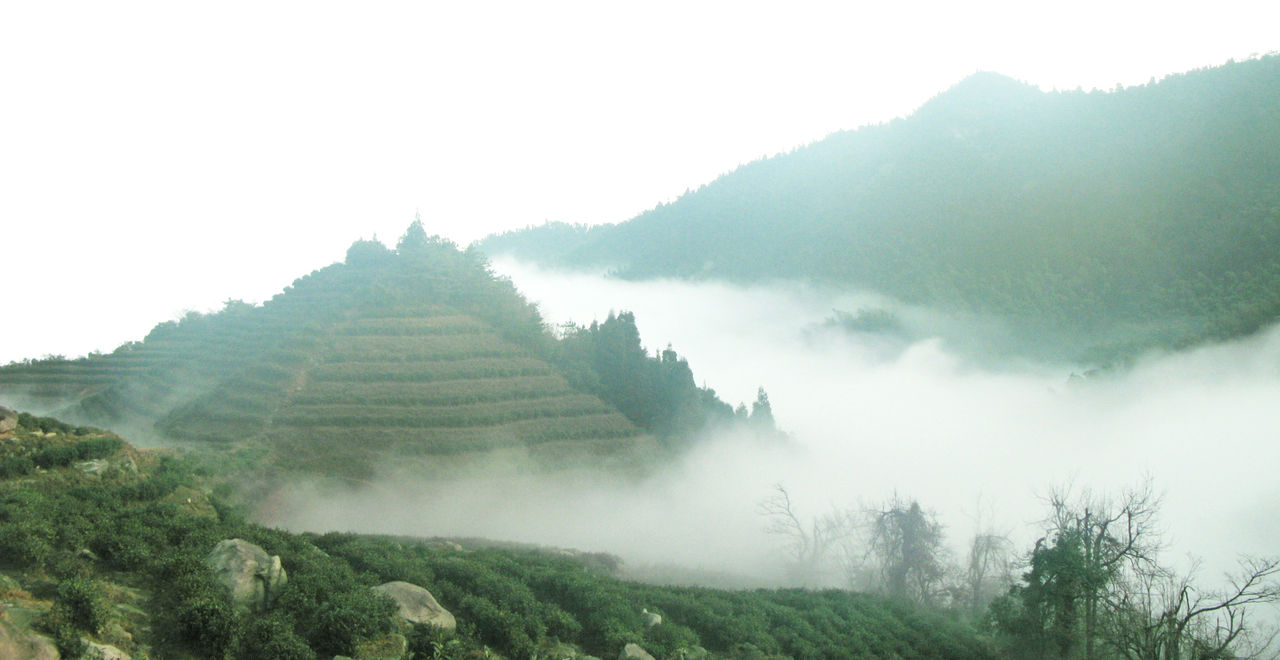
[372,581,456,630]
[75,459,110,475]
[83,641,131,660]
[619,643,656,660]
[206,539,288,613]
[0,406,17,433]
[641,608,662,627]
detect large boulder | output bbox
[0,407,17,434]
[372,581,456,631]
[619,643,656,660]
[206,539,288,613]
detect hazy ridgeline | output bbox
[268,258,1280,602]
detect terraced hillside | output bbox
[0,225,667,479]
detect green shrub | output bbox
[55,576,109,634]
[173,594,237,656]
[234,612,316,660]
[307,588,398,656]
[0,455,33,479]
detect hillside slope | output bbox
[0,412,996,659]
[482,56,1280,360]
[0,224,759,480]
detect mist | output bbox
[267,258,1280,593]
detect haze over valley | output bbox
[3,41,1280,659]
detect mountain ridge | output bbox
[480,55,1280,361]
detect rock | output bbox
[75,459,110,475]
[83,641,132,660]
[0,407,17,433]
[641,608,662,627]
[619,643,656,660]
[372,581,456,630]
[206,539,288,613]
[0,617,58,660]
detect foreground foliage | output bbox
[0,413,993,659]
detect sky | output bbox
[2,0,1278,364]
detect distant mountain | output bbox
[0,223,765,480]
[481,56,1280,361]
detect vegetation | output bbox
[0,414,995,659]
[0,221,771,481]
[481,55,1280,361]
[554,311,782,448]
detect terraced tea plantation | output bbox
[0,229,657,480]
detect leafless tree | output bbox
[1108,556,1280,659]
[758,483,855,586]
[959,531,1016,616]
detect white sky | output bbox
[1,1,1277,364]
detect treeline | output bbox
[759,483,1280,659]
[481,55,1280,361]
[554,311,782,447]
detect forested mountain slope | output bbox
[482,56,1280,360]
[0,223,762,480]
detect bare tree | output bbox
[1109,556,1280,659]
[960,531,1015,617]
[758,483,855,586]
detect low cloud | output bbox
[266,259,1280,595]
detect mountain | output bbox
[480,56,1280,361]
[0,223,763,481]
[0,411,995,659]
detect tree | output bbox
[1108,556,1280,659]
[867,496,946,604]
[749,388,775,429]
[1047,482,1162,660]
[959,531,1015,618]
[992,480,1280,659]
[758,484,855,586]
[992,481,1161,659]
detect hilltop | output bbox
[481,56,1280,362]
[0,223,772,482]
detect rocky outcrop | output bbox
[83,641,132,660]
[619,643,656,660]
[206,539,288,613]
[372,581,456,630]
[0,407,17,433]
[0,617,57,660]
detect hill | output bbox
[480,56,1280,361]
[0,223,768,481]
[0,411,996,659]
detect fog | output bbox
[270,258,1280,592]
